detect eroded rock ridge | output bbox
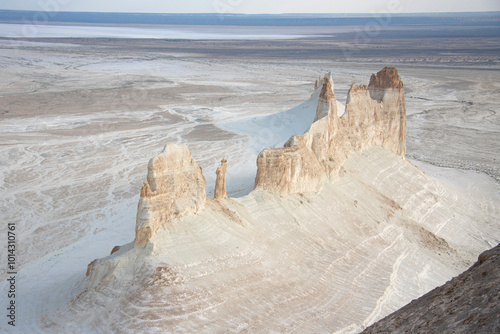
[255,66,406,195]
[72,67,500,334]
[132,67,405,245]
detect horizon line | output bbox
[0,9,499,15]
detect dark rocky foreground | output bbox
[362,244,500,334]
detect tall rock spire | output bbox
[214,158,228,199]
[315,72,337,122]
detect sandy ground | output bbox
[0,32,499,332]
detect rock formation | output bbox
[67,67,500,334]
[85,259,97,277]
[75,145,500,333]
[362,244,500,334]
[132,68,406,241]
[135,143,206,247]
[214,158,228,199]
[255,67,406,195]
[367,66,406,156]
[315,72,336,122]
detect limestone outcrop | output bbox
[74,145,500,334]
[132,67,406,242]
[367,66,406,156]
[68,67,500,334]
[255,67,406,195]
[214,158,228,199]
[135,143,206,247]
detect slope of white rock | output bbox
[41,69,499,333]
[47,146,499,333]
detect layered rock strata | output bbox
[135,143,206,247]
[214,158,228,199]
[255,67,406,195]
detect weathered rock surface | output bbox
[135,143,206,247]
[61,147,500,334]
[72,68,499,334]
[214,158,228,199]
[255,67,406,195]
[362,244,500,334]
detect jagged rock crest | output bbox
[255,67,406,195]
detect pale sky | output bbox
[1,0,499,14]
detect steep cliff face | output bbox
[255,67,406,195]
[135,143,206,247]
[315,72,337,121]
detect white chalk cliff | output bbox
[55,68,500,333]
[255,67,406,195]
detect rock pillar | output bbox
[214,158,228,199]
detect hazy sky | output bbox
[1,0,499,14]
